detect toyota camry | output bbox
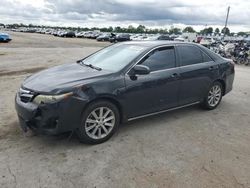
[15,41,235,144]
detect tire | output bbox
[245,59,250,66]
[77,100,120,144]
[202,81,223,110]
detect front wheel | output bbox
[202,82,223,110]
[77,100,120,144]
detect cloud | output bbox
[0,0,249,32]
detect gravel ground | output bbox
[0,31,250,188]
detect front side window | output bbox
[178,45,203,66]
[140,47,176,72]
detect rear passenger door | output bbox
[177,44,218,105]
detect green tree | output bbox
[115,26,122,33]
[200,27,213,35]
[169,27,181,34]
[207,27,213,34]
[108,26,113,32]
[136,25,146,33]
[237,31,247,36]
[127,25,136,33]
[222,27,230,35]
[183,26,196,33]
[215,28,220,34]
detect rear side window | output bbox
[178,46,203,66]
[140,47,176,71]
[202,51,213,62]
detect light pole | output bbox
[223,6,230,38]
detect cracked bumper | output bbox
[15,94,88,135]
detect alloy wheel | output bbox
[207,85,222,107]
[85,107,115,140]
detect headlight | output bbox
[33,92,73,104]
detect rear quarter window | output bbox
[201,50,213,62]
[198,45,223,61]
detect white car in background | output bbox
[174,33,197,42]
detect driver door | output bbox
[123,46,181,118]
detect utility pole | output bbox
[223,6,230,37]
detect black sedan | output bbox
[109,34,130,43]
[15,41,235,144]
[96,33,112,41]
[62,31,76,38]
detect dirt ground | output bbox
[0,31,250,188]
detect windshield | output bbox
[81,44,146,71]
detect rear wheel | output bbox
[77,100,120,144]
[202,82,223,110]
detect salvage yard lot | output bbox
[0,31,250,188]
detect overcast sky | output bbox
[0,0,249,32]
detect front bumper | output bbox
[15,93,88,135]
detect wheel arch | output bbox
[84,96,125,123]
[214,79,226,96]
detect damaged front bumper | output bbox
[15,93,87,135]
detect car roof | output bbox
[120,40,223,61]
[122,40,197,48]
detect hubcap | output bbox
[208,85,222,107]
[85,107,115,139]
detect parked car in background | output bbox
[0,33,12,42]
[15,41,235,144]
[200,37,216,47]
[146,35,172,41]
[136,35,148,40]
[57,31,76,38]
[196,36,203,43]
[63,31,76,38]
[96,33,112,41]
[56,31,66,37]
[175,33,197,42]
[131,34,148,41]
[244,38,250,47]
[109,34,130,43]
[76,31,86,38]
[90,32,101,39]
[157,35,171,40]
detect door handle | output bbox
[170,73,179,78]
[209,66,218,70]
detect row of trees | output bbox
[199,27,231,35]
[3,23,249,36]
[183,26,231,35]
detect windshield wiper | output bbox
[77,60,102,71]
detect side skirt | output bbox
[127,101,200,121]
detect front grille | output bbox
[19,88,35,103]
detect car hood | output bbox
[22,63,112,94]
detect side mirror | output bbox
[131,65,150,75]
